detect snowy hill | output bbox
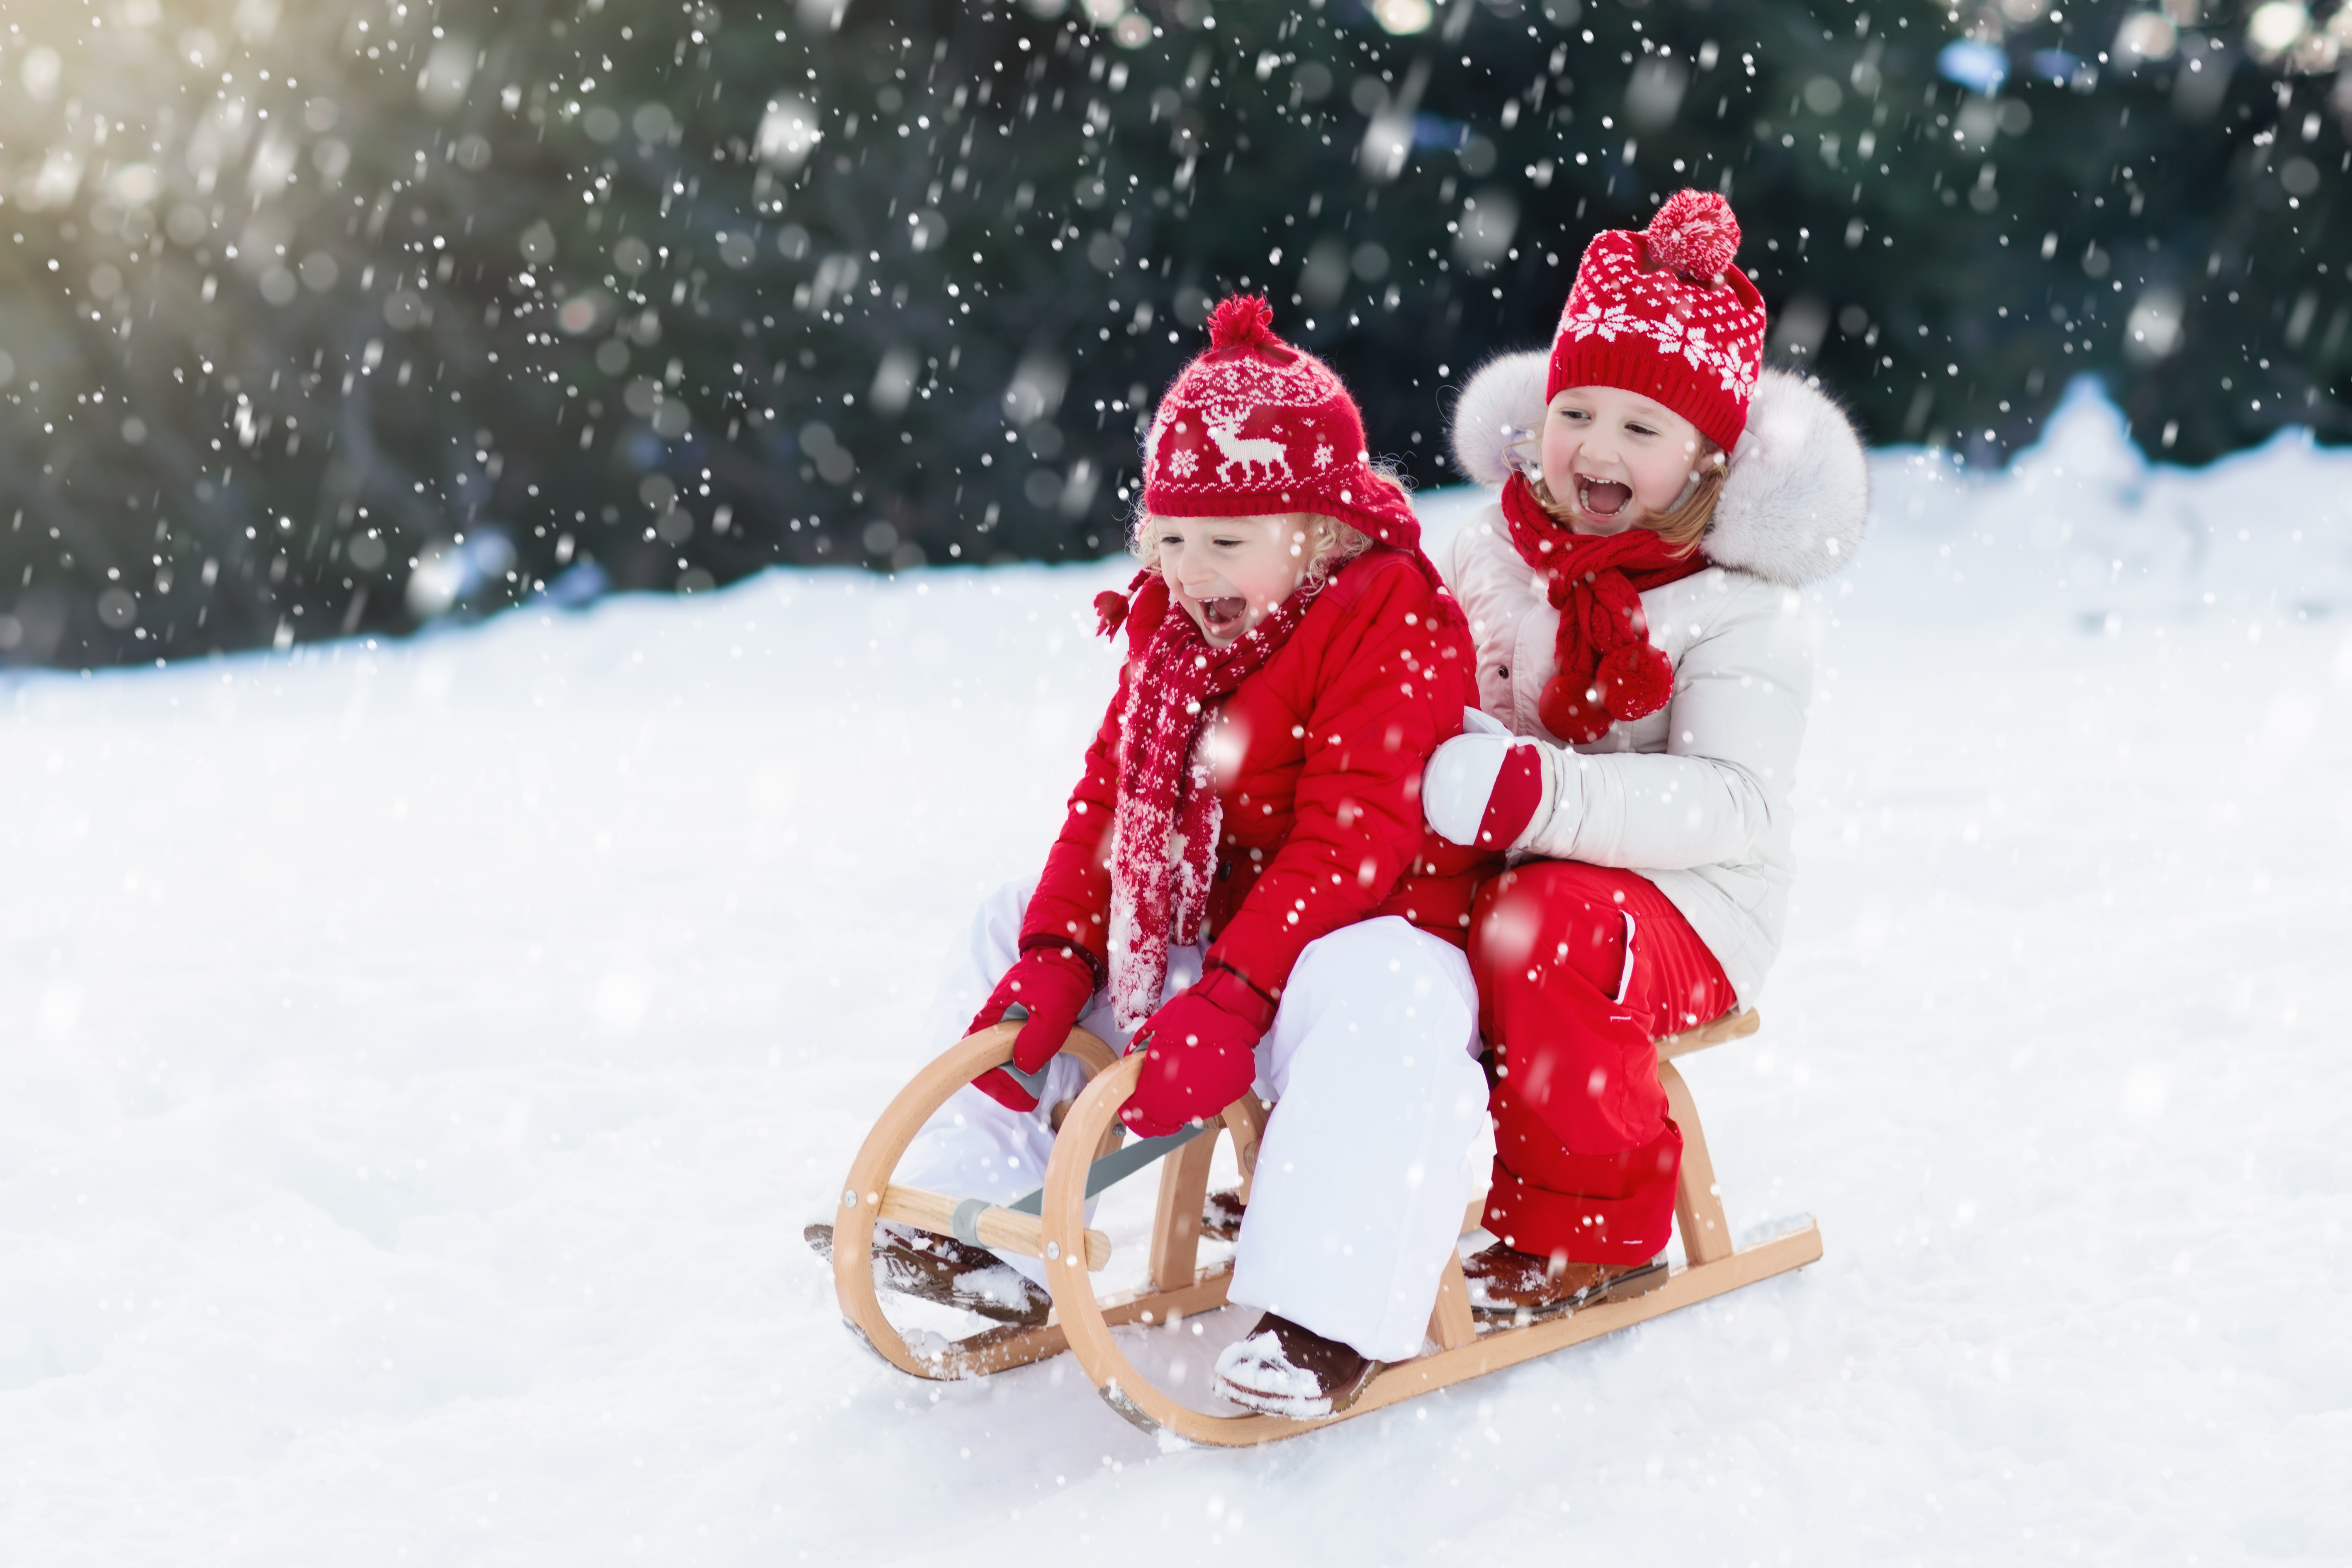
[3,384,2347,1563]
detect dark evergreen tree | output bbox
[0,0,2342,667]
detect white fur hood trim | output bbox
[1448,352,1870,588]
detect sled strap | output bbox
[986,1005,1058,1100]
[994,1058,1055,1101]
[1001,1120,1209,1217]
[948,1197,994,1248]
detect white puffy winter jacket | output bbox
[1442,353,1870,1006]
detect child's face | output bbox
[1539,385,1708,536]
[1150,513,1310,646]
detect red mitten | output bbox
[1118,966,1279,1138]
[1421,732,1550,851]
[968,944,1100,1112]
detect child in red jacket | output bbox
[874,298,1493,1416]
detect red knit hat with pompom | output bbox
[1547,190,1768,454]
[1141,296,1423,555]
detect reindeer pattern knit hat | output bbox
[1547,190,1769,455]
[1141,296,1424,554]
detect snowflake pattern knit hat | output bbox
[1142,295,1423,554]
[1548,190,1768,454]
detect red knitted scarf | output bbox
[1097,572,1314,1029]
[1501,472,1712,744]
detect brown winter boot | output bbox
[1199,1187,1248,1241]
[803,1222,1053,1327]
[1210,1313,1381,1418]
[1460,1241,1669,1321]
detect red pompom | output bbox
[1536,675,1614,746]
[1642,190,1741,282]
[1205,294,1282,353]
[1597,641,1676,722]
[1094,589,1131,639]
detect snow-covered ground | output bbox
[5,383,2349,1563]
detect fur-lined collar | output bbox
[1447,352,1869,587]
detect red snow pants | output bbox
[1468,861,1737,1267]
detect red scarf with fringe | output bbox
[1501,472,1711,744]
[1093,573,1314,1030]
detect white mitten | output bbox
[1423,713,1556,851]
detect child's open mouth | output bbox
[1199,596,1247,635]
[1577,476,1634,521]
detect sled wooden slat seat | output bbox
[829,1004,1818,1437]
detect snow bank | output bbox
[3,386,2348,1563]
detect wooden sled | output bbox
[829,1008,1821,1442]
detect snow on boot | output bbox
[1210,1313,1379,1418]
[803,1222,1052,1327]
[1460,1241,1667,1322]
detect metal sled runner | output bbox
[829,1010,1822,1445]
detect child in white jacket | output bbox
[1419,190,1869,1315]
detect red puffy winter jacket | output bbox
[1020,547,1497,1009]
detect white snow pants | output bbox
[897,881,1492,1362]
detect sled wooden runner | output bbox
[828,1021,1267,1382]
[1037,1006,1822,1445]
[829,1007,1819,1439]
